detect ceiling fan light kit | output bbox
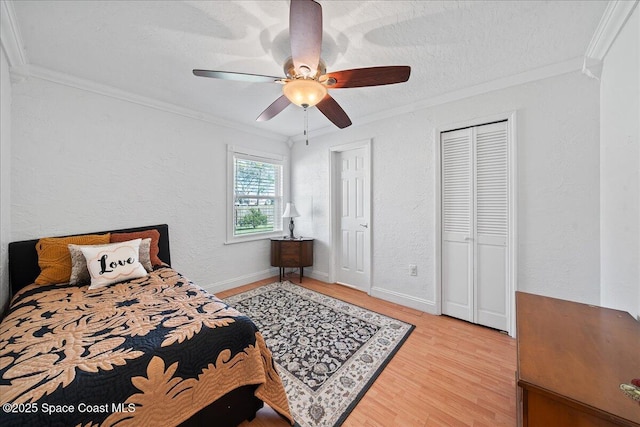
[282,79,327,108]
[193,0,411,132]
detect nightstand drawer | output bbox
[280,243,300,259]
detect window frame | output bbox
[226,145,287,244]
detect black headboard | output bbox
[8,224,170,297]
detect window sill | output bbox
[225,231,285,245]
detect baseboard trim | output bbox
[306,269,329,282]
[202,268,278,294]
[370,286,438,315]
[277,268,329,284]
[202,270,438,316]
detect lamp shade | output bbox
[282,79,327,108]
[282,202,300,218]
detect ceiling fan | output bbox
[193,0,411,129]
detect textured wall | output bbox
[0,45,12,315]
[600,6,640,319]
[292,71,601,310]
[10,76,289,291]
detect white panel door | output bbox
[441,121,509,331]
[441,129,473,322]
[336,147,370,291]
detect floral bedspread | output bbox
[0,266,292,427]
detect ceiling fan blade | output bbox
[290,0,322,76]
[256,95,292,122]
[316,94,352,129]
[324,66,411,88]
[193,69,282,84]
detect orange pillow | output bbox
[111,229,162,266]
[35,233,111,285]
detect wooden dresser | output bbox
[270,238,313,283]
[516,292,640,427]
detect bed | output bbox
[1,224,293,427]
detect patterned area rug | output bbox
[223,281,414,427]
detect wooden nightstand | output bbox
[270,238,314,283]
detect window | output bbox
[227,146,284,242]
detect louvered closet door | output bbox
[441,121,509,331]
[474,122,508,331]
[441,128,473,322]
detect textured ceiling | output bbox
[10,0,608,138]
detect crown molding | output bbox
[8,56,587,146]
[0,0,26,67]
[585,0,638,61]
[290,56,585,143]
[10,64,286,142]
[1,0,285,142]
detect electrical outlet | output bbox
[409,264,417,276]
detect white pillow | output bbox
[80,238,148,289]
[69,238,153,285]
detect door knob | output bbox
[465,237,473,241]
[360,223,368,228]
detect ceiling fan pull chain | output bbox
[304,107,309,145]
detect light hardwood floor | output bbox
[216,276,517,427]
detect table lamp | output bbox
[282,202,300,239]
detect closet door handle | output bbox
[360,223,368,228]
[465,237,473,241]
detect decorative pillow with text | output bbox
[69,238,153,286]
[79,239,148,289]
